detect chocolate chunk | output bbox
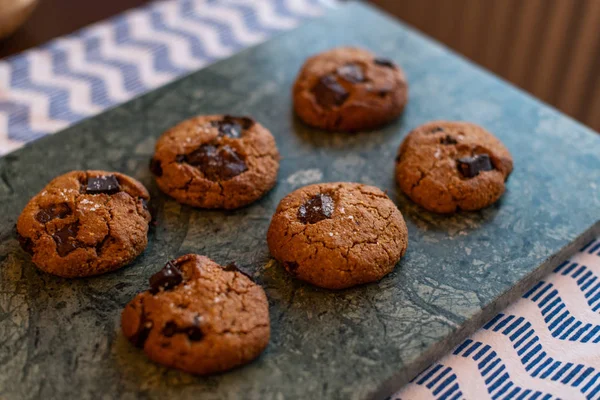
[188,316,204,341]
[149,260,183,293]
[440,135,458,145]
[175,154,185,163]
[162,321,178,337]
[186,325,204,341]
[149,158,163,177]
[429,126,444,133]
[161,319,204,341]
[35,203,71,224]
[374,57,396,68]
[223,262,253,280]
[212,115,254,138]
[53,222,80,257]
[213,119,241,138]
[184,144,248,181]
[457,154,493,178]
[337,63,365,83]
[186,326,204,342]
[17,234,34,255]
[86,175,121,195]
[312,74,349,108]
[236,116,255,129]
[298,193,334,224]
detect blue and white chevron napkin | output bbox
[1,1,599,399]
[397,238,600,400]
[0,0,335,154]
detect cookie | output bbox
[293,47,408,132]
[150,115,280,209]
[121,254,270,375]
[267,183,408,289]
[16,171,151,278]
[395,121,514,213]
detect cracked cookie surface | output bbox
[293,47,408,132]
[395,121,514,213]
[267,183,408,289]
[151,115,280,209]
[121,254,270,375]
[16,170,151,277]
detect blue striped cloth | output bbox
[1,1,599,399]
[397,238,600,400]
[0,0,334,154]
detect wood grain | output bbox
[370,0,600,132]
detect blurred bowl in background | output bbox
[0,0,39,40]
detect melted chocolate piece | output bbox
[149,260,183,293]
[175,154,185,163]
[17,234,34,255]
[35,203,71,224]
[457,154,494,178]
[312,75,349,108]
[184,144,248,181]
[86,175,121,195]
[374,57,396,68]
[298,193,334,224]
[53,222,80,257]
[161,318,204,341]
[337,63,365,83]
[440,135,458,145]
[162,321,178,337]
[212,115,254,138]
[429,126,444,133]
[186,325,204,341]
[149,158,163,177]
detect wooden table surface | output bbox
[0,0,150,58]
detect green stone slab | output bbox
[1,3,599,399]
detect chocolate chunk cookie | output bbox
[16,171,151,277]
[293,47,408,132]
[395,121,514,213]
[267,183,408,289]
[150,115,280,209]
[121,254,270,375]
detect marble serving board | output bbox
[0,3,599,400]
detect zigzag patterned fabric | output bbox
[1,1,599,399]
[396,238,600,400]
[0,0,335,155]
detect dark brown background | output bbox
[0,0,150,57]
[1,0,599,132]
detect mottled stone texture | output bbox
[0,4,599,400]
